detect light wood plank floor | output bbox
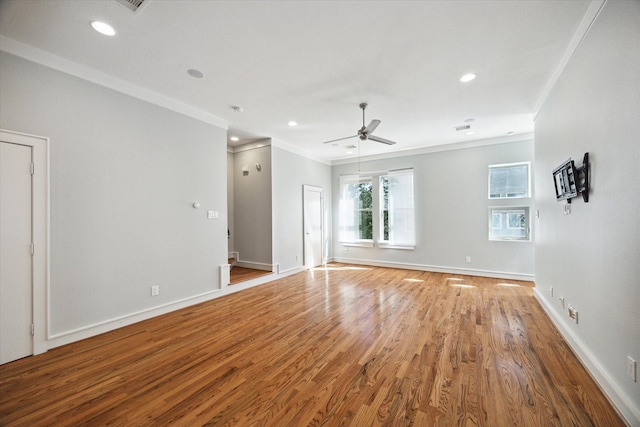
[230,266,272,285]
[0,264,626,426]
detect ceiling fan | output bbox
[322,103,397,146]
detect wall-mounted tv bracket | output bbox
[574,152,589,203]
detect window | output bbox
[339,175,373,243]
[489,207,530,241]
[339,169,415,248]
[380,170,415,247]
[488,162,530,199]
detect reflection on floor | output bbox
[229,266,271,285]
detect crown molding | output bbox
[0,36,228,130]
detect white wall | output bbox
[227,151,234,254]
[534,1,640,424]
[272,145,332,273]
[331,139,535,279]
[0,53,228,342]
[232,143,273,268]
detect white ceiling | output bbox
[0,0,593,162]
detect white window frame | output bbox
[488,162,530,199]
[379,169,415,249]
[488,206,530,242]
[338,175,374,245]
[338,169,415,250]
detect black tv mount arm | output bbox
[573,152,589,203]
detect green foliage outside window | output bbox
[353,182,373,239]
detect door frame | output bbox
[303,185,324,269]
[1,129,49,356]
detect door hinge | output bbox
[31,242,35,255]
[30,162,34,175]
[31,324,35,336]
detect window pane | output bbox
[359,210,373,239]
[380,171,415,245]
[489,207,529,241]
[339,175,373,242]
[489,163,529,199]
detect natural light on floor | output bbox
[496,283,521,287]
[313,266,372,271]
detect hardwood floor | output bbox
[230,266,272,285]
[0,264,626,426]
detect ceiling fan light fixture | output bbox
[320,103,397,146]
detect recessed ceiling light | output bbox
[460,73,476,83]
[464,118,475,123]
[507,131,515,136]
[187,69,205,79]
[466,131,475,135]
[91,21,116,36]
[288,121,298,127]
[230,136,239,142]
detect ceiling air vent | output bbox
[114,0,148,13]
[454,124,471,131]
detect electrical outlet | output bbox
[550,287,553,297]
[151,285,159,296]
[628,356,637,382]
[559,296,565,308]
[465,256,471,263]
[568,305,578,323]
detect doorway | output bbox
[303,185,324,268]
[0,130,48,363]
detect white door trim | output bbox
[303,185,324,268]
[1,129,49,356]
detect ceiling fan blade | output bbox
[364,119,381,135]
[322,134,358,144]
[368,135,397,145]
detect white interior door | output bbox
[303,185,323,268]
[0,141,34,364]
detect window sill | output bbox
[378,242,415,250]
[342,241,374,248]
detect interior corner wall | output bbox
[227,151,234,255]
[272,146,332,273]
[533,1,640,423]
[331,139,535,279]
[232,144,272,268]
[0,52,229,341]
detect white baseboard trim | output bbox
[46,266,305,351]
[234,260,273,271]
[534,288,639,426]
[329,257,535,281]
[48,287,222,348]
[229,251,274,271]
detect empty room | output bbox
[0,0,638,425]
